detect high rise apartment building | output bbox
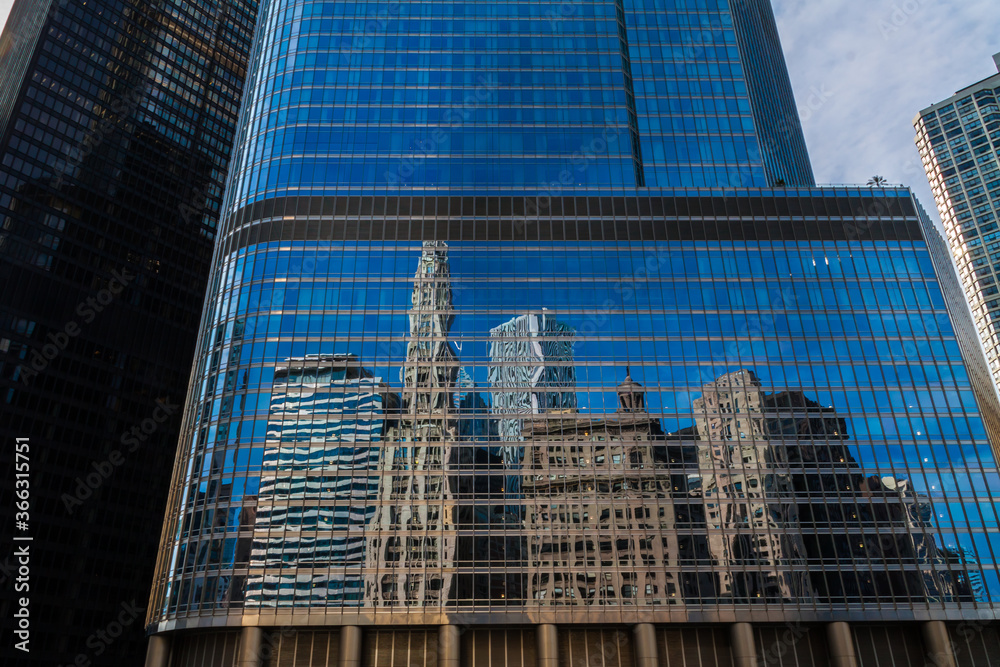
[916,201,1000,457]
[0,0,258,663]
[144,2,1000,666]
[915,55,1000,391]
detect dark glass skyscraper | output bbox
[0,0,258,664]
[147,1,999,666]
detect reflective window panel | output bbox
[148,194,1000,628]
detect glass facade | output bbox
[226,0,812,207]
[146,1,998,664]
[915,61,1000,394]
[150,191,1000,627]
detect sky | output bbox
[0,0,996,224]
[0,0,10,38]
[772,0,999,220]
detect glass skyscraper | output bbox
[225,0,813,199]
[915,55,1000,394]
[0,0,258,664]
[148,2,1000,666]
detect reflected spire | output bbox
[617,370,645,413]
[401,241,460,418]
[366,242,460,607]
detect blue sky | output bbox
[773,0,999,221]
[1,0,996,225]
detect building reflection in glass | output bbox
[677,368,970,604]
[520,373,674,606]
[246,354,395,607]
[512,364,977,608]
[488,312,577,510]
[489,312,577,442]
[690,369,816,602]
[365,242,461,606]
[230,244,982,611]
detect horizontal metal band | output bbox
[222,195,921,249]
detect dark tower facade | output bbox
[0,0,258,664]
[147,1,999,666]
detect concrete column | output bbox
[826,622,858,667]
[238,626,265,667]
[440,625,461,667]
[922,621,957,667]
[634,623,658,667]
[538,624,559,667]
[339,626,362,667]
[144,634,171,667]
[731,623,757,667]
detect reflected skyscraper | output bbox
[146,1,1000,665]
[692,369,815,602]
[365,242,459,607]
[489,313,578,441]
[488,311,577,502]
[247,354,393,607]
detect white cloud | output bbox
[773,0,1000,222]
[0,0,15,35]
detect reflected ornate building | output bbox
[365,242,460,607]
[149,223,1000,665]
[521,374,677,606]
[685,369,960,605]
[692,369,815,602]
